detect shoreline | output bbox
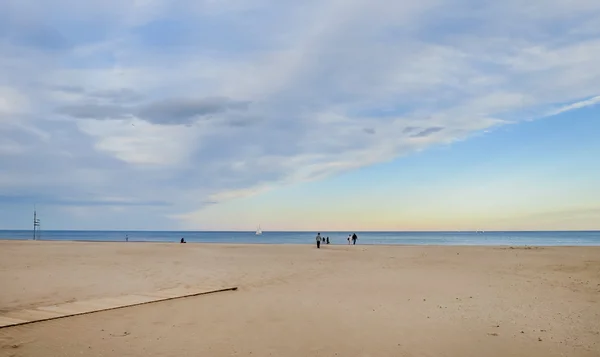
[1,238,600,247]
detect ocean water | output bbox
[0,230,599,246]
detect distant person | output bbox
[326,236,330,244]
[316,233,322,249]
[352,233,358,245]
[125,234,129,242]
[347,235,351,245]
[180,237,186,243]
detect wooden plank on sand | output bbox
[0,316,28,328]
[0,286,238,329]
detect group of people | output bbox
[315,232,358,248]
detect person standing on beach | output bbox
[125,234,128,242]
[352,233,358,245]
[348,235,351,245]
[316,233,322,249]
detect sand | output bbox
[0,240,599,357]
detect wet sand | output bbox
[1,240,599,357]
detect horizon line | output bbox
[0,229,599,233]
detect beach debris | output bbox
[538,337,543,342]
[521,331,525,334]
[110,331,130,337]
[488,333,499,337]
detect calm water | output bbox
[1,230,599,246]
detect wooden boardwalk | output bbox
[0,286,237,329]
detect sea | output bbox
[1,230,599,246]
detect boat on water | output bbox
[255,225,262,235]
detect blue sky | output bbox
[0,0,599,231]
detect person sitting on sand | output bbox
[180,238,186,243]
[316,233,322,249]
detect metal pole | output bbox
[33,209,37,240]
[33,206,40,240]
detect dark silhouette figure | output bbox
[316,233,322,249]
[352,233,358,245]
[180,238,186,243]
[326,237,330,244]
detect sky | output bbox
[0,0,599,231]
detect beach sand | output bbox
[0,240,599,357]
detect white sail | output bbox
[255,225,262,235]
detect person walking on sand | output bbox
[326,236,330,244]
[352,233,358,245]
[347,234,351,245]
[316,233,322,249]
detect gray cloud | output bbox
[50,85,144,103]
[91,88,145,103]
[410,127,444,138]
[0,194,169,207]
[56,104,131,120]
[51,85,86,94]
[220,114,267,128]
[56,96,250,125]
[138,97,250,125]
[363,127,376,134]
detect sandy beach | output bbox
[0,240,599,357]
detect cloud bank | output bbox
[1,0,600,228]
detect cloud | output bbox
[138,97,250,125]
[546,95,600,117]
[1,0,600,229]
[0,194,169,207]
[90,88,145,103]
[56,96,249,125]
[0,86,29,117]
[411,127,445,138]
[50,85,86,94]
[363,128,376,134]
[56,103,131,120]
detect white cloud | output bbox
[76,118,202,166]
[546,95,600,117]
[0,86,29,117]
[1,0,599,229]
